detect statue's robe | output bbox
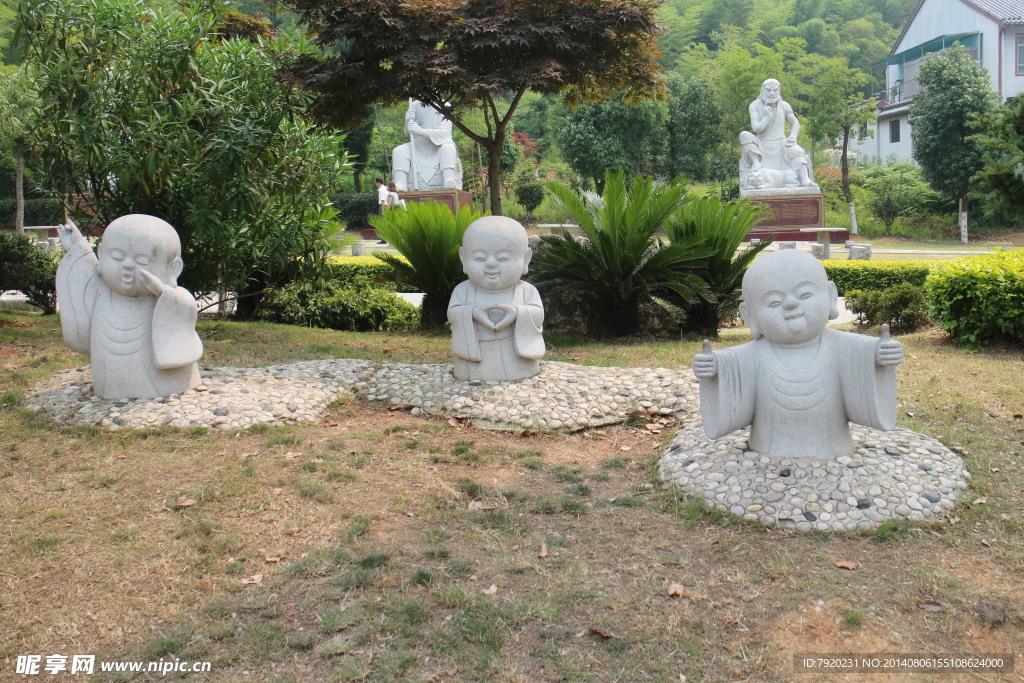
[699,330,896,459]
[448,280,544,381]
[56,239,202,399]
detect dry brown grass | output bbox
[2,313,1023,681]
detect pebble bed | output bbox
[24,359,698,432]
[658,419,971,531]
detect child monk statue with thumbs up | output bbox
[692,249,903,461]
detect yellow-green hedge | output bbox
[822,260,936,296]
[926,249,1024,350]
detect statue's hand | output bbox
[138,269,170,298]
[57,220,84,250]
[489,305,516,331]
[472,306,498,331]
[785,136,797,146]
[876,324,903,366]
[692,339,718,379]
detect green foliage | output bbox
[661,72,725,181]
[664,195,772,335]
[823,260,934,296]
[911,45,997,204]
[369,201,482,328]
[0,233,59,314]
[0,198,62,230]
[553,96,668,191]
[258,279,418,333]
[860,163,938,235]
[513,180,544,218]
[971,94,1024,225]
[925,250,1024,350]
[16,0,351,316]
[529,170,712,337]
[327,257,415,292]
[845,283,930,332]
[334,193,380,230]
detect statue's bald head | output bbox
[98,214,184,295]
[740,249,838,342]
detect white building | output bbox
[852,0,1024,163]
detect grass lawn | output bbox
[2,313,1023,680]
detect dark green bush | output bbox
[926,249,1024,350]
[0,232,60,314]
[327,257,408,292]
[845,283,930,333]
[258,279,418,332]
[0,198,64,230]
[823,261,934,295]
[514,180,545,217]
[334,193,380,229]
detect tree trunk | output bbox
[594,176,606,195]
[959,195,969,244]
[840,125,856,235]
[487,140,503,216]
[15,136,25,235]
[353,171,362,194]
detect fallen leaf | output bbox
[918,600,943,612]
[284,451,299,459]
[389,405,414,412]
[265,556,280,563]
[620,446,632,452]
[981,538,992,547]
[538,543,548,559]
[973,497,988,505]
[174,498,196,509]
[645,423,662,433]
[586,628,614,640]
[1013,414,1023,420]
[272,488,283,496]
[906,411,916,417]
[991,467,1001,473]
[448,415,471,428]
[482,584,497,595]
[668,582,685,597]
[833,560,861,570]
[241,574,263,585]
[468,501,495,511]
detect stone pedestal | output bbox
[399,189,473,214]
[744,193,847,243]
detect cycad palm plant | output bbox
[529,169,712,337]
[370,201,482,328]
[664,195,772,335]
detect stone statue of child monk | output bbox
[448,216,544,381]
[56,215,203,399]
[692,249,903,460]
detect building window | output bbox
[889,119,901,144]
[1017,35,1024,75]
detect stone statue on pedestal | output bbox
[692,250,902,460]
[56,215,203,399]
[392,100,463,192]
[448,216,544,381]
[739,79,819,196]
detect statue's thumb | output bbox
[880,324,891,342]
[701,339,712,355]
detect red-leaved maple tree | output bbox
[285,0,664,214]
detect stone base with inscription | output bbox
[399,189,473,214]
[744,193,840,242]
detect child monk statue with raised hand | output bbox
[448,216,544,381]
[692,249,903,460]
[56,215,203,399]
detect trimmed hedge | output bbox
[926,249,1024,350]
[822,260,934,296]
[845,283,930,333]
[328,256,418,292]
[258,279,418,332]
[334,193,380,229]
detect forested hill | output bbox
[657,0,917,76]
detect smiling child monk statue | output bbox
[692,249,903,460]
[448,216,544,381]
[56,215,203,400]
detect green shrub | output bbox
[258,279,418,332]
[823,261,935,296]
[370,201,483,328]
[845,283,930,332]
[0,199,64,230]
[333,193,380,229]
[514,180,545,217]
[0,233,60,314]
[925,249,1024,350]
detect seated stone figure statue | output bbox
[739,78,818,194]
[392,100,463,191]
[448,216,544,381]
[692,250,902,460]
[56,215,203,399]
